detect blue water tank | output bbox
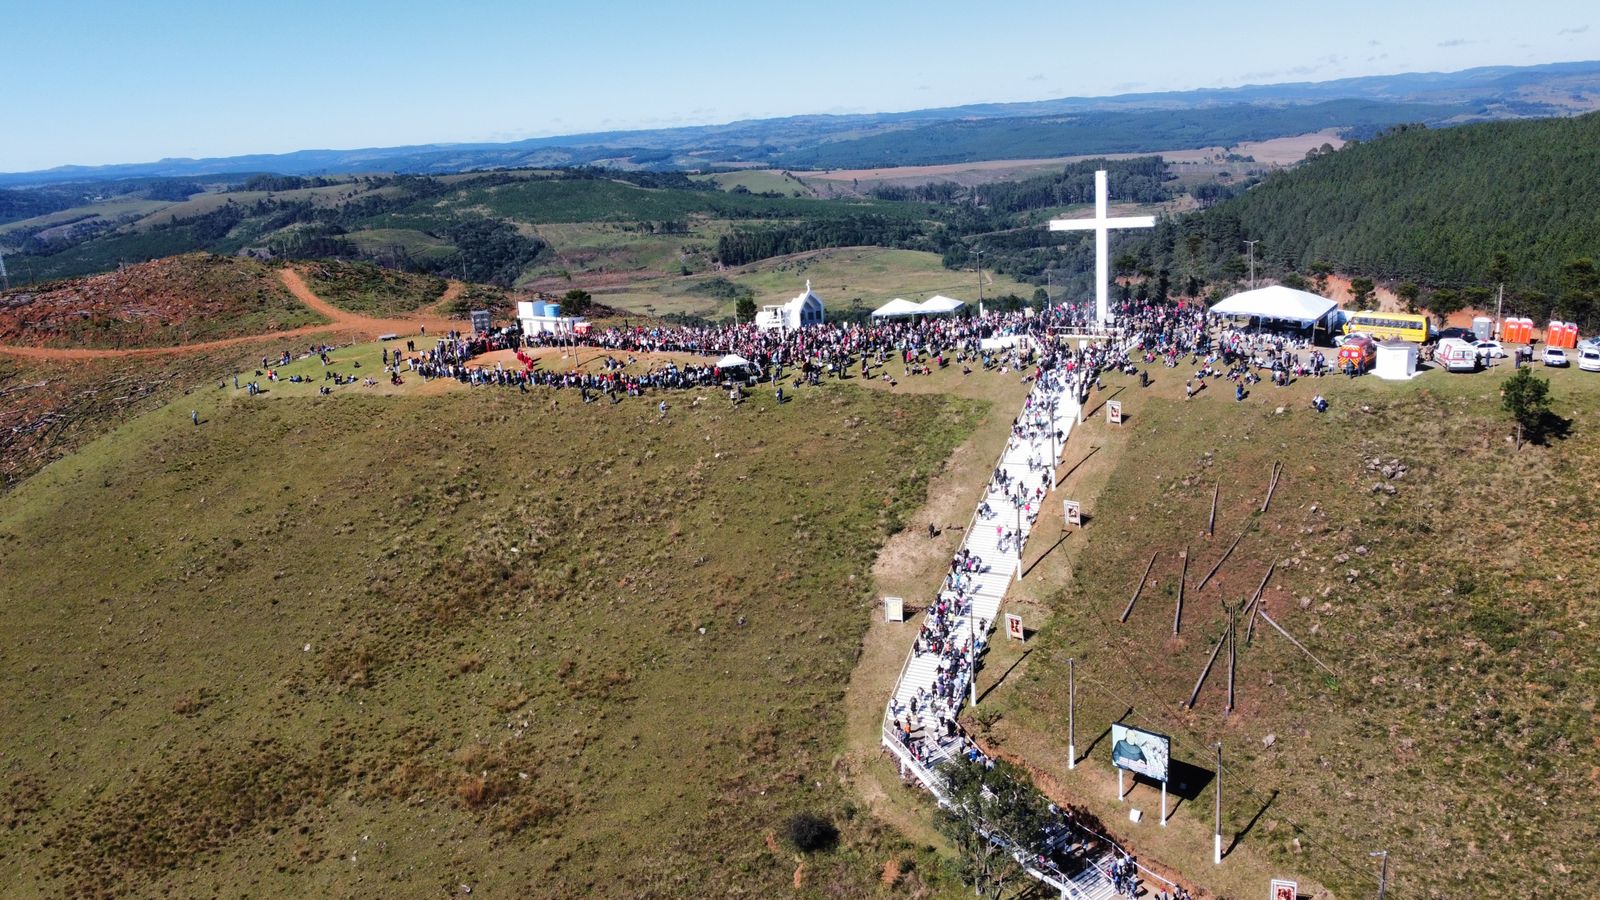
[546,303,561,318]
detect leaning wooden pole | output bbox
[1122,552,1159,623]
[1226,603,1237,713]
[1261,461,1283,513]
[1185,617,1230,708]
[1208,482,1220,536]
[1175,548,1188,636]
[1241,562,1275,645]
[1197,526,1249,592]
[1256,608,1337,676]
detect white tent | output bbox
[1210,285,1338,325]
[919,295,966,315]
[716,353,752,369]
[871,298,924,318]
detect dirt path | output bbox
[0,267,461,361]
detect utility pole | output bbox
[968,609,977,707]
[1067,658,1076,769]
[1371,850,1389,900]
[1214,743,1224,865]
[0,249,9,290]
[976,249,984,306]
[1243,240,1260,290]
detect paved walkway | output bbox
[882,365,1131,900]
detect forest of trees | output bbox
[1128,113,1600,327]
[714,215,929,266]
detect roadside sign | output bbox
[1270,879,1298,900]
[1063,500,1081,527]
[1005,613,1024,641]
[884,596,905,623]
[1107,400,1123,425]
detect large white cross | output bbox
[1048,170,1155,326]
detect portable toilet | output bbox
[1504,317,1530,344]
[1545,321,1565,347]
[1374,340,1419,380]
[1553,321,1578,348]
[1472,316,1493,341]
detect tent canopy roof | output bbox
[1210,285,1338,324]
[919,295,966,314]
[716,353,752,368]
[871,298,924,318]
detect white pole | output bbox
[1118,768,1125,800]
[1094,171,1110,326]
[1214,742,1224,864]
[1067,658,1076,769]
[1015,503,1024,582]
[1161,781,1167,826]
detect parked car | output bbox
[1437,326,1477,342]
[1438,338,1482,372]
[1476,340,1507,361]
[1578,336,1600,354]
[1579,348,1600,372]
[1543,347,1570,367]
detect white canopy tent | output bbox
[919,295,966,315]
[715,353,752,369]
[870,298,924,319]
[1210,285,1337,324]
[1210,285,1340,341]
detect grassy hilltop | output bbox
[0,360,983,897]
[972,363,1600,899]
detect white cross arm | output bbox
[1049,215,1155,231]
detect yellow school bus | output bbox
[1343,311,1431,343]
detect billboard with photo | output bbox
[1110,723,1171,783]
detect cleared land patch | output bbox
[0,253,326,349]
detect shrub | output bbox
[782,812,838,854]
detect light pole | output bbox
[1243,240,1260,290]
[1371,850,1389,900]
[976,249,984,308]
[1067,657,1076,769]
[1214,742,1224,865]
[968,608,977,708]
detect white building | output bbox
[755,281,825,331]
[517,300,589,336]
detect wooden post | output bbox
[1175,548,1188,636]
[1122,552,1158,623]
[1197,526,1249,591]
[1241,562,1274,645]
[1261,461,1282,513]
[1208,482,1219,536]
[1226,603,1237,713]
[1184,620,1229,708]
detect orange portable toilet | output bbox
[1503,317,1525,343]
[1513,317,1534,344]
[1560,322,1579,348]
[1545,321,1571,348]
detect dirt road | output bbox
[0,268,462,361]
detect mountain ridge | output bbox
[6,60,1600,186]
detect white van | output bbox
[1436,338,1481,373]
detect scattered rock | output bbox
[1262,733,1277,749]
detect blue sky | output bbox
[7,0,1596,171]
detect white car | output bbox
[1543,348,1569,367]
[1476,340,1507,360]
[1579,348,1600,372]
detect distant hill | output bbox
[1133,112,1600,326]
[3,60,1599,185]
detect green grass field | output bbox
[0,196,177,238]
[593,247,1040,319]
[0,358,985,897]
[971,361,1600,899]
